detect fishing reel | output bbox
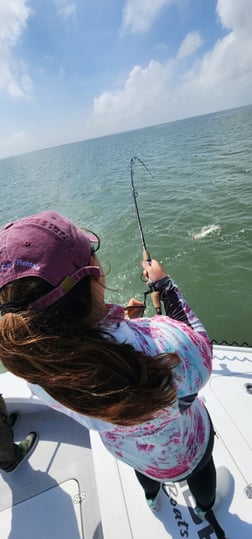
[124,287,161,319]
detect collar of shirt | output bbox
[97,303,125,328]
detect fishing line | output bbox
[130,156,162,315]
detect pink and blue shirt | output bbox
[31,278,212,482]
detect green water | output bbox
[0,105,251,373]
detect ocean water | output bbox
[0,105,251,373]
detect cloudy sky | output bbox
[0,0,251,158]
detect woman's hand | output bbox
[124,298,145,319]
[142,259,167,284]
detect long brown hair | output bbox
[0,276,180,426]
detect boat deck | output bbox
[0,345,251,538]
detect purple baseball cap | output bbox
[0,210,101,311]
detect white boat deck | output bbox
[0,344,252,538]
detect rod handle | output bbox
[143,248,151,262]
[151,291,162,314]
[142,249,162,314]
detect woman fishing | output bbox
[0,210,230,538]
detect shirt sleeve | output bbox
[172,320,212,397]
[153,275,210,338]
[149,314,212,397]
[141,273,213,395]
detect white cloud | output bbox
[182,0,252,102]
[177,31,202,60]
[90,60,174,136]
[0,0,30,42]
[121,0,176,34]
[0,0,32,99]
[53,1,77,20]
[217,0,252,35]
[89,0,252,136]
[62,3,76,19]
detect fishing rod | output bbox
[130,156,162,315]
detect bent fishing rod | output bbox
[130,156,162,315]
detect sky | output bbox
[0,0,251,158]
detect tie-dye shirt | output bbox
[31,278,212,481]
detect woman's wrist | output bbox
[152,275,174,292]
